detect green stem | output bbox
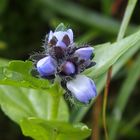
[48,80,63,120]
[49,94,61,120]
[117,0,137,41]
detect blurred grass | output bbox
[117,0,138,41]
[101,0,112,15]
[109,53,140,140]
[121,113,140,136]
[0,41,7,50]
[35,0,138,35]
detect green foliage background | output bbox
[0,0,140,140]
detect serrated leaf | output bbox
[8,60,33,75]
[0,86,69,123]
[20,117,91,140]
[55,23,67,32]
[0,61,51,89]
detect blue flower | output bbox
[31,24,97,104]
[56,41,67,48]
[66,75,97,104]
[36,56,56,77]
[48,29,73,48]
[62,61,75,75]
[74,47,94,60]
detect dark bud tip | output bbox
[53,47,65,58]
[62,34,70,46]
[49,36,57,46]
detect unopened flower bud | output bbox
[75,47,94,60]
[48,29,73,47]
[37,56,56,76]
[66,75,97,104]
[62,61,75,75]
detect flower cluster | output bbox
[31,24,97,104]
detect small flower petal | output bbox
[48,31,53,42]
[62,61,75,75]
[66,75,97,104]
[56,41,66,48]
[75,47,94,60]
[67,29,73,43]
[48,29,73,46]
[53,31,65,42]
[37,56,56,76]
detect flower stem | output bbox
[48,80,64,120]
[92,94,102,140]
[49,94,61,120]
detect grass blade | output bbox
[109,54,140,140]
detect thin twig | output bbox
[103,68,112,140]
[92,95,102,140]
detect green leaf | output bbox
[85,29,140,78]
[0,60,51,89]
[116,0,137,41]
[8,60,33,75]
[0,86,69,123]
[0,58,9,66]
[70,41,140,122]
[20,117,91,140]
[55,23,67,32]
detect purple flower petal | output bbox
[75,47,94,60]
[62,61,75,75]
[56,41,66,48]
[48,31,53,42]
[48,29,74,46]
[67,29,73,43]
[37,56,56,76]
[53,31,65,42]
[66,75,97,104]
